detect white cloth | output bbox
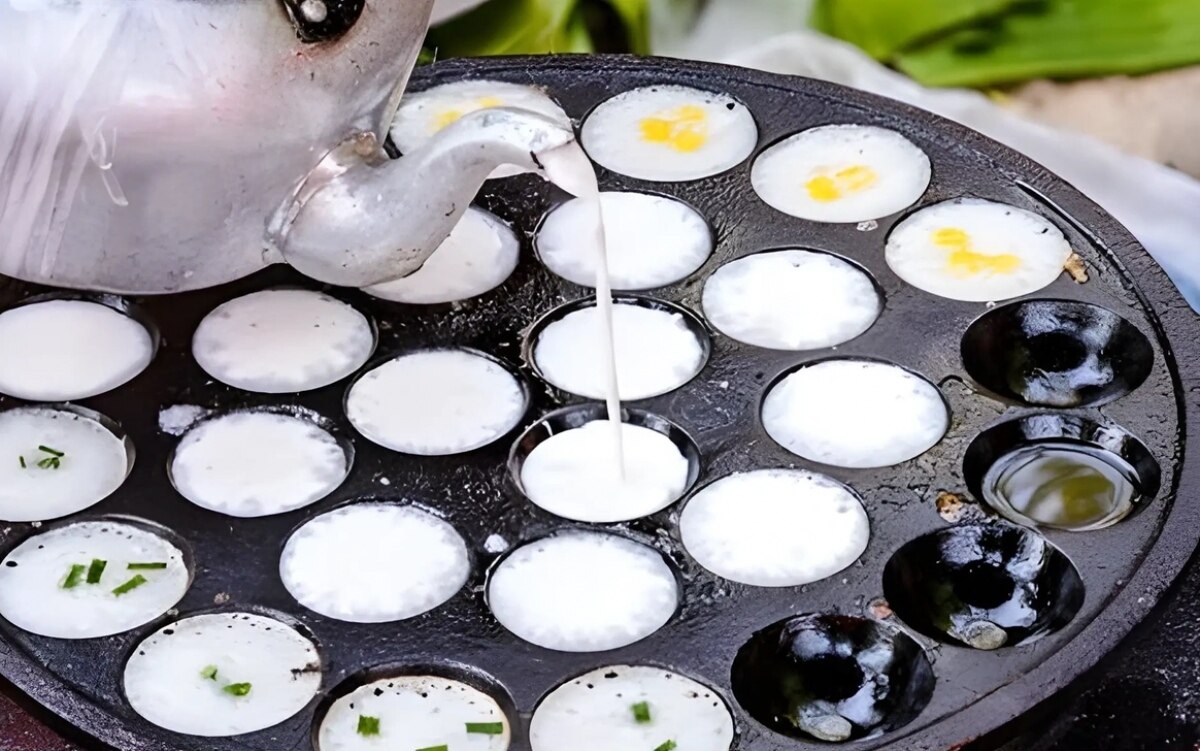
[653,5,1200,310]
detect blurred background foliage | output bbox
[425,0,1200,88]
[426,0,649,57]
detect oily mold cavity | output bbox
[961,299,1153,407]
[731,614,934,743]
[883,523,1084,650]
[962,413,1160,531]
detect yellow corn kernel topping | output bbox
[804,165,879,202]
[934,227,1022,276]
[639,105,709,152]
[433,96,505,131]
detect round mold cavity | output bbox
[507,403,703,522]
[534,190,714,291]
[0,403,136,523]
[166,405,354,519]
[678,468,870,587]
[529,664,735,751]
[191,287,378,394]
[523,294,711,402]
[963,413,1160,532]
[390,78,573,180]
[731,613,934,743]
[701,248,883,351]
[750,124,931,224]
[883,522,1085,650]
[760,357,949,469]
[484,527,682,652]
[120,606,323,737]
[961,298,1154,407]
[278,498,472,624]
[0,292,160,402]
[0,514,195,639]
[579,84,759,182]
[311,660,520,751]
[884,198,1073,303]
[343,346,531,456]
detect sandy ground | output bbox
[1007,66,1200,178]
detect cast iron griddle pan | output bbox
[0,55,1196,751]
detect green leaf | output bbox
[811,0,1016,59]
[555,7,596,53]
[427,0,581,56]
[896,0,1200,87]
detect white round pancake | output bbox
[886,198,1073,302]
[346,349,526,455]
[391,80,572,179]
[702,250,880,350]
[364,207,519,304]
[0,299,154,401]
[762,359,948,468]
[533,302,705,400]
[124,613,321,737]
[171,411,347,518]
[193,289,374,393]
[0,521,188,638]
[520,419,689,523]
[280,503,470,623]
[752,125,930,223]
[680,469,869,586]
[582,85,757,182]
[487,531,678,652]
[531,665,733,751]
[0,407,129,522]
[537,192,712,290]
[318,676,510,751]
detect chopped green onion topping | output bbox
[18,456,25,468]
[200,665,218,681]
[415,746,448,751]
[653,741,677,751]
[62,564,86,589]
[632,701,651,724]
[223,682,252,697]
[466,721,505,734]
[127,562,168,570]
[34,445,64,469]
[111,574,147,596]
[86,559,107,584]
[357,715,381,736]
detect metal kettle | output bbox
[0,0,580,293]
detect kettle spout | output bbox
[276,107,579,287]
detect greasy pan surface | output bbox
[0,55,1196,751]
